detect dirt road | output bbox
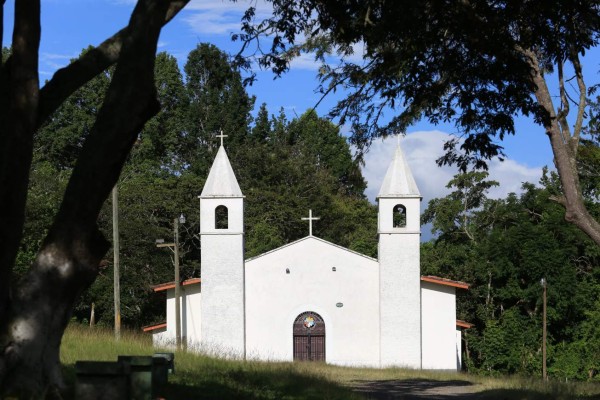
[352,379,484,399]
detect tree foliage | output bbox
[184,43,255,175]
[236,0,600,246]
[422,171,600,380]
[19,43,377,332]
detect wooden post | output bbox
[113,186,121,340]
[90,302,95,327]
[174,217,181,350]
[541,277,547,381]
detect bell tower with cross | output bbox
[377,140,422,368]
[199,131,246,357]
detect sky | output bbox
[3,0,599,238]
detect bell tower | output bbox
[200,142,245,357]
[378,142,422,368]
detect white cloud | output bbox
[40,52,77,71]
[362,130,544,211]
[289,52,321,71]
[182,0,272,36]
[180,1,365,72]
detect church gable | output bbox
[245,235,377,265]
[245,235,380,365]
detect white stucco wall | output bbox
[421,282,457,370]
[378,197,421,233]
[200,234,245,358]
[152,285,202,349]
[245,236,380,367]
[456,329,462,371]
[378,233,421,368]
[183,285,202,350]
[153,290,176,348]
[200,197,244,233]
[378,196,422,369]
[152,328,171,348]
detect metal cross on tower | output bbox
[216,129,228,147]
[301,209,320,236]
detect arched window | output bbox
[393,204,407,228]
[215,205,228,229]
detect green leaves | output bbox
[423,171,600,379]
[23,43,376,329]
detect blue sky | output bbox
[3,0,599,230]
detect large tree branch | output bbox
[54,2,167,234]
[36,0,189,128]
[522,47,600,246]
[570,52,586,153]
[556,59,571,139]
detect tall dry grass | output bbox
[60,324,600,399]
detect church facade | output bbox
[145,143,471,370]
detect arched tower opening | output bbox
[393,204,407,228]
[215,205,228,229]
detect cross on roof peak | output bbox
[301,209,320,236]
[216,129,228,147]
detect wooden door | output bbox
[293,312,325,361]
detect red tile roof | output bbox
[152,278,201,292]
[142,322,167,332]
[421,275,470,290]
[456,320,474,329]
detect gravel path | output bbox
[351,379,484,400]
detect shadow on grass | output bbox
[162,366,362,400]
[60,362,361,400]
[60,361,600,400]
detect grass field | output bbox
[60,325,600,399]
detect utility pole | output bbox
[174,217,181,350]
[541,277,547,381]
[112,186,121,340]
[156,214,185,350]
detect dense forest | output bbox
[10,43,600,381]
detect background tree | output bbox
[184,43,255,175]
[237,0,600,246]
[287,109,366,196]
[16,41,378,333]
[235,108,377,259]
[422,171,600,379]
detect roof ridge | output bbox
[200,146,243,198]
[377,143,420,198]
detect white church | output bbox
[144,141,472,370]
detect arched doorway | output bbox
[293,311,325,361]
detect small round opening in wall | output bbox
[336,302,343,308]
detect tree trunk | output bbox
[0,0,41,330]
[524,49,600,247]
[0,0,189,331]
[1,226,108,397]
[0,0,175,396]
